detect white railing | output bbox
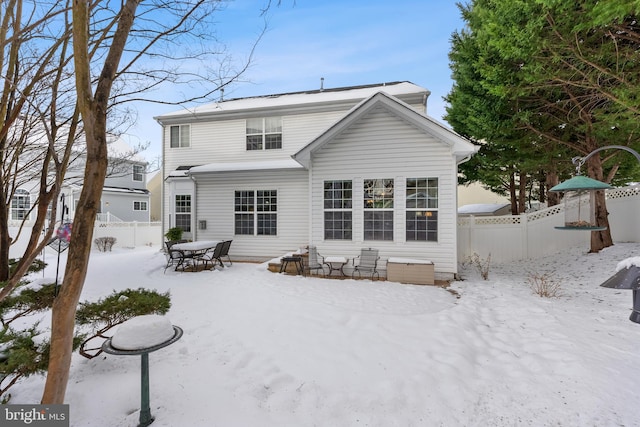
[96,212,124,222]
[458,186,640,263]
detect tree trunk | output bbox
[41,123,108,403]
[518,171,526,214]
[41,0,139,404]
[509,170,518,215]
[586,154,613,253]
[0,184,9,282]
[545,171,560,206]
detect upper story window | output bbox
[170,124,190,148]
[133,201,148,211]
[133,164,144,182]
[246,117,282,150]
[11,189,31,220]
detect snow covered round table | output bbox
[102,315,183,427]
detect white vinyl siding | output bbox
[309,105,458,273]
[162,111,346,176]
[188,170,309,259]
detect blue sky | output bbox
[131,0,465,162]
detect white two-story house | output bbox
[156,82,477,278]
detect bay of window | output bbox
[175,194,191,232]
[363,179,394,241]
[324,180,352,240]
[406,178,438,241]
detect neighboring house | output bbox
[147,170,162,222]
[9,135,150,224]
[458,182,510,207]
[155,81,478,278]
[457,203,512,216]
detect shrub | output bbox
[164,227,183,241]
[0,285,169,401]
[75,288,171,359]
[94,236,117,252]
[0,283,57,327]
[467,252,491,280]
[0,325,82,403]
[527,272,562,298]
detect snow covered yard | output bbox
[8,242,640,426]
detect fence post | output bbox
[521,214,528,260]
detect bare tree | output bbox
[0,0,79,292]
[40,0,267,403]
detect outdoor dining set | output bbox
[280,246,381,280]
[163,239,232,272]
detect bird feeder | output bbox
[549,175,612,230]
[600,262,640,324]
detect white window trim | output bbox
[133,164,144,182]
[169,124,191,148]
[133,200,148,211]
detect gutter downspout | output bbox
[188,172,198,241]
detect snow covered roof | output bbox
[102,186,150,195]
[106,135,147,164]
[186,159,305,175]
[458,203,511,216]
[154,81,429,123]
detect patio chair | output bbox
[352,247,380,280]
[164,240,195,272]
[219,240,233,267]
[196,241,225,270]
[304,246,326,277]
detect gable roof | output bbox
[292,91,478,168]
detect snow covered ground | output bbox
[8,242,640,426]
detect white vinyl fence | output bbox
[458,186,640,263]
[93,221,162,248]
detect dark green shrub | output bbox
[0,326,82,403]
[164,227,183,241]
[75,288,171,359]
[0,283,57,327]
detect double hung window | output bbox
[246,117,282,150]
[11,189,30,220]
[170,124,190,148]
[234,190,278,235]
[324,180,352,240]
[406,178,438,241]
[133,164,144,182]
[134,201,148,211]
[363,179,394,241]
[175,194,191,232]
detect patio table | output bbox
[324,256,348,277]
[170,241,220,271]
[171,240,220,252]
